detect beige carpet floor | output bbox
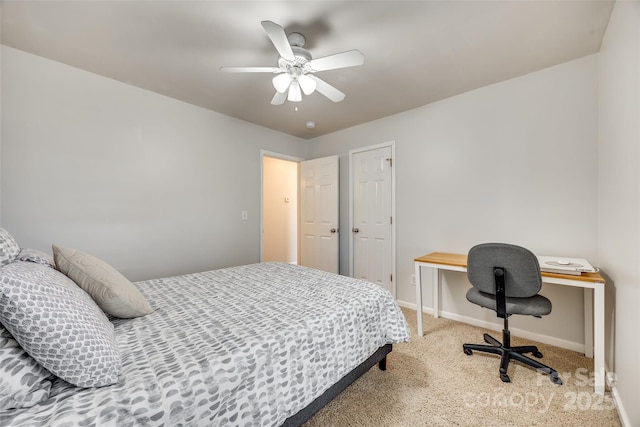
[304,307,621,427]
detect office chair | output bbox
[462,243,562,385]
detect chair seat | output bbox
[466,288,551,316]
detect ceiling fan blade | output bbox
[307,50,364,72]
[220,66,282,73]
[309,75,345,102]
[261,20,295,61]
[271,90,287,105]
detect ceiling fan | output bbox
[220,21,364,105]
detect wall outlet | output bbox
[241,210,248,221]
[410,274,415,286]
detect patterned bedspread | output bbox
[1,263,410,426]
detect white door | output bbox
[352,146,393,293]
[300,155,339,273]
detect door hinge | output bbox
[390,274,393,282]
[390,216,393,224]
[386,158,392,167]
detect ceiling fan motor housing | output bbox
[287,32,306,48]
[278,45,313,76]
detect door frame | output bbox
[259,150,304,263]
[348,141,397,298]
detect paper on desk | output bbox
[537,256,597,275]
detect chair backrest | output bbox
[467,243,542,298]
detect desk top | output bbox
[415,251,605,284]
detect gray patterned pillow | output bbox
[0,323,54,410]
[0,228,20,267]
[17,248,55,268]
[0,261,121,387]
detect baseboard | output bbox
[396,299,583,353]
[397,299,433,315]
[610,382,632,427]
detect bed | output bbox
[0,240,410,427]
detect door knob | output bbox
[330,228,337,233]
[352,227,359,233]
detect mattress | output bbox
[1,262,410,426]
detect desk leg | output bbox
[593,285,605,395]
[584,288,593,358]
[433,268,440,319]
[415,262,423,336]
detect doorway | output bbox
[261,153,300,263]
[261,152,340,273]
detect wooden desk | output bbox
[414,251,606,395]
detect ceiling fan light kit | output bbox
[287,80,302,102]
[272,73,292,93]
[220,20,364,105]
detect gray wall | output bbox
[309,54,599,351]
[1,46,310,281]
[597,2,640,425]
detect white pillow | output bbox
[53,245,152,319]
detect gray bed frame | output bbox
[281,343,393,426]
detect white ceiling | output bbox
[1,1,614,139]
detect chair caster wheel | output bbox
[463,348,472,356]
[551,374,563,385]
[533,351,543,358]
[500,373,510,383]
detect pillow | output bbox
[0,261,121,387]
[0,228,20,267]
[53,245,152,319]
[16,248,56,268]
[0,323,54,410]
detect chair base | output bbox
[463,332,562,385]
